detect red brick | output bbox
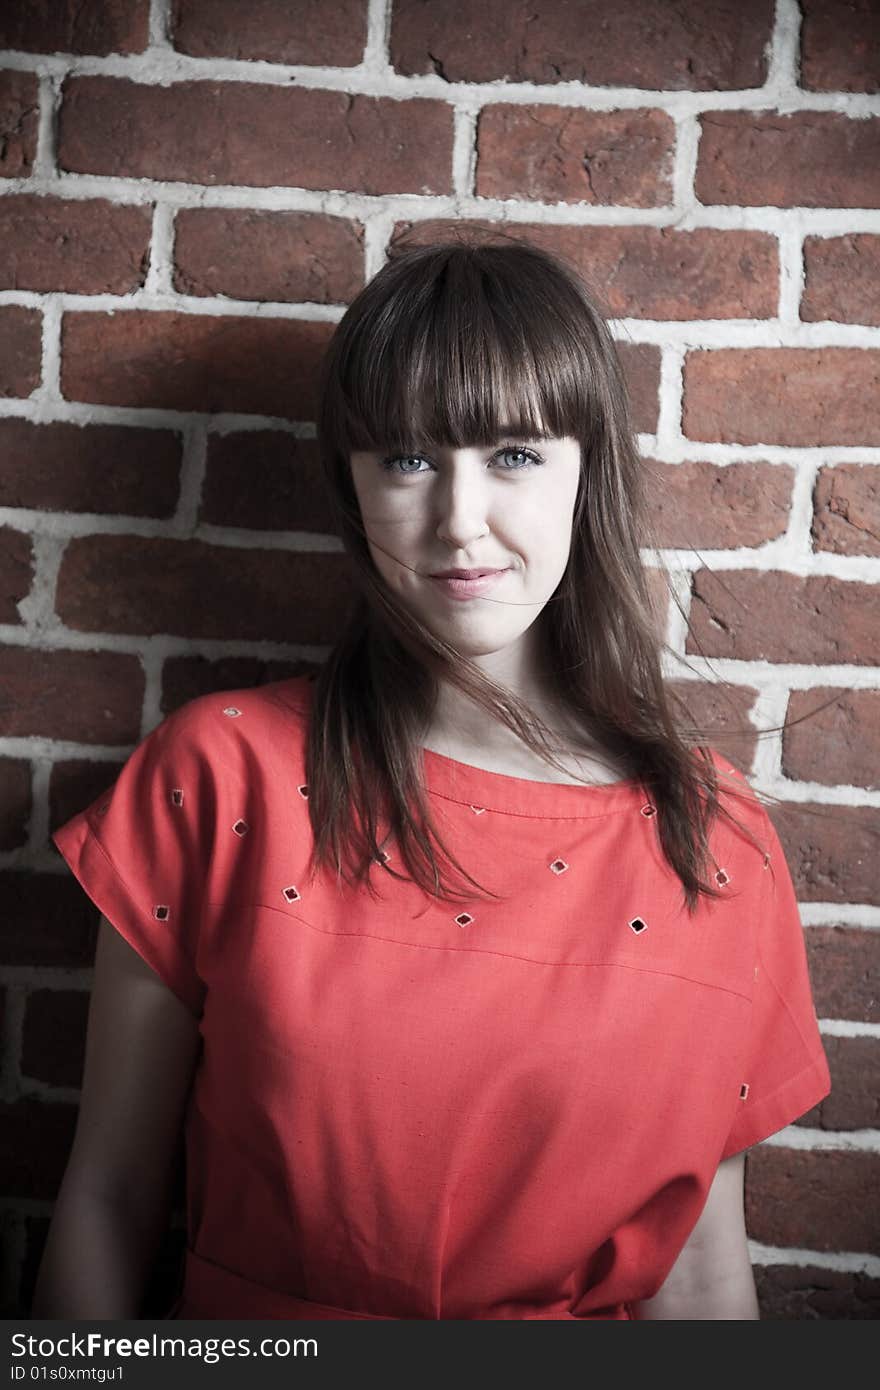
[574,226,776,319]
[0,870,98,968]
[806,926,880,1024]
[800,0,880,94]
[51,758,124,836]
[61,311,332,419]
[617,341,660,435]
[170,0,367,65]
[0,527,33,624]
[755,1263,880,1320]
[784,688,880,790]
[0,1,148,56]
[683,348,880,447]
[56,536,356,644]
[476,106,674,207]
[688,570,880,667]
[161,656,318,716]
[696,111,880,209]
[0,759,30,852]
[391,0,773,89]
[392,218,776,319]
[644,459,792,548]
[664,679,759,766]
[0,70,39,179]
[0,305,41,398]
[22,990,90,1088]
[746,1147,879,1254]
[798,1036,880,1131]
[0,646,144,742]
[201,433,338,533]
[812,463,880,558]
[59,77,454,194]
[0,419,181,518]
[174,210,364,304]
[766,801,878,906]
[802,235,880,327]
[0,196,151,294]
[0,1099,78,1198]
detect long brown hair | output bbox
[303,233,831,915]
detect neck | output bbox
[425,626,557,747]
[423,663,586,765]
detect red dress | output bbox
[52,673,831,1319]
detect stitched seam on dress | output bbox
[222,899,752,1002]
[425,788,644,819]
[756,930,824,1064]
[727,1052,829,1156]
[742,1048,829,1115]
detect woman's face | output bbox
[348,432,582,664]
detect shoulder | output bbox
[156,673,315,744]
[699,745,775,867]
[702,748,761,806]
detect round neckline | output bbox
[420,744,645,817]
[273,674,646,818]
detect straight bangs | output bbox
[320,241,603,465]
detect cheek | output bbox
[526,509,575,574]
[361,512,422,587]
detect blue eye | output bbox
[380,454,428,475]
[379,445,544,475]
[497,447,543,469]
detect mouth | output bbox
[427,569,509,600]
[430,568,507,579]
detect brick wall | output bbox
[1,0,878,1320]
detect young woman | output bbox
[34,238,831,1320]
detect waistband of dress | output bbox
[166,1247,632,1321]
[167,1249,393,1320]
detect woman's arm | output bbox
[630,1151,761,1319]
[31,916,202,1318]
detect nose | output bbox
[434,457,490,549]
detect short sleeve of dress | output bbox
[51,701,215,1020]
[720,812,831,1160]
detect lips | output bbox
[428,569,509,600]
[430,568,506,579]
